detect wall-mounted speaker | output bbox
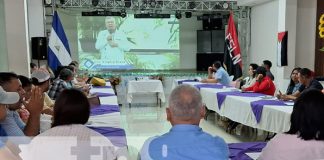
[31,37,47,60]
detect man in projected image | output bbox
[95,16,130,65]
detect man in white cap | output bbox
[0,86,20,160]
[31,69,54,115]
[0,72,43,137]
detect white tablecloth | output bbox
[182,81,293,133]
[127,80,165,103]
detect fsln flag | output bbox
[48,11,72,71]
[224,12,242,81]
[277,31,288,67]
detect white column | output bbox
[4,0,31,76]
[276,0,297,91]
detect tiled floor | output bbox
[119,103,260,159]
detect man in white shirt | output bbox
[95,17,131,65]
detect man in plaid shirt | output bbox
[48,68,74,100]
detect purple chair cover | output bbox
[216,92,265,109]
[88,126,127,147]
[250,100,288,123]
[177,80,197,85]
[93,92,116,97]
[228,142,267,160]
[194,83,226,90]
[92,86,112,89]
[90,105,120,116]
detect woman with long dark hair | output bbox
[241,63,259,89]
[285,67,301,95]
[260,89,324,160]
[23,89,124,160]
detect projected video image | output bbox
[77,15,180,70]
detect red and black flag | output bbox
[277,31,288,66]
[224,12,242,80]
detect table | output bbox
[127,80,165,107]
[87,83,127,147]
[228,142,266,160]
[179,81,293,133]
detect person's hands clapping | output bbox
[23,86,44,115]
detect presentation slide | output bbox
[77,14,180,70]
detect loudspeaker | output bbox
[31,37,47,60]
[202,15,223,30]
[197,30,212,53]
[196,53,224,71]
[211,30,225,53]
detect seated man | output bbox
[0,86,21,160]
[48,68,74,100]
[242,66,276,96]
[31,69,54,115]
[140,84,229,160]
[201,61,231,86]
[0,72,43,137]
[279,68,323,101]
[263,60,274,81]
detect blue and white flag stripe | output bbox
[48,11,72,71]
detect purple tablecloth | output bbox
[194,83,227,90]
[177,80,197,85]
[92,86,112,89]
[90,105,120,116]
[88,126,127,147]
[250,100,288,123]
[216,92,265,109]
[229,142,267,160]
[92,92,116,97]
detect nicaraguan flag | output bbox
[48,11,72,71]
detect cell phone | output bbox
[278,90,282,95]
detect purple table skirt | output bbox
[92,86,112,89]
[92,92,116,97]
[178,80,197,85]
[216,92,265,109]
[229,142,267,160]
[250,100,288,123]
[90,105,120,116]
[88,126,127,147]
[194,83,228,90]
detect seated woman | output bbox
[260,89,324,160]
[277,68,301,99]
[242,66,275,96]
[278,68,323,101]
[21,89,126,160]
[241,63,258,89]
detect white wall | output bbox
[250,1,279,72]
[3,0,30,76]
[295,0,316,70]
[0,0,9,71]
[179,16,202,69]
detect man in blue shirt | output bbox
[0,86,21,159]
[201,61,231,85]
[140,84,229,160]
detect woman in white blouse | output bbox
[241,63,258,89]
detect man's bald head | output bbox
[167,84,204,124]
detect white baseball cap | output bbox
[31,69,50,83]
[0,86,20,104]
